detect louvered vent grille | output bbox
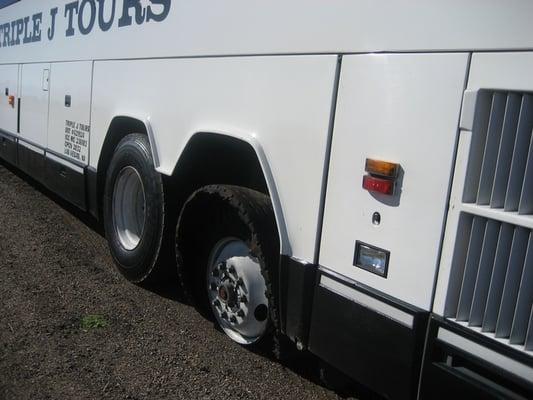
[442,90,533,354]
[463,91,533,214]
[446,215,533,351]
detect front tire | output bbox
[103,133,166,282]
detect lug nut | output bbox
[237,310,245,318]
[240,295,248,304]
[230,315,237,324]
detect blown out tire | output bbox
[103,133,166,282]
[176,185,282,349]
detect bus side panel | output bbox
[90,56,337,262]
[319,53,469,310]
[0,64,19,164]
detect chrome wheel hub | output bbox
[207,238,269,345]
[112,166,146,251]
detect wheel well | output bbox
[167,132,270,209]
[96,116,147,219]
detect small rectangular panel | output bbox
[490,94,522,208]
[44,154,86,210]
[17,140,45,183]
[0,131,17,165]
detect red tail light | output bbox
[362,175,394,195]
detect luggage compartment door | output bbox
[20,63,50,147]
[19,63,51,181]
[0,64,19,164]
[45,61,93,209]
[47,61,92,165]
[0,64,19,135]
[319,53,469,310]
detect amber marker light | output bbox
[365,158,399,178]
[8,95,15,108]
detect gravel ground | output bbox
[0,161,356,400]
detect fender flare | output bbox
[174,130,291,256]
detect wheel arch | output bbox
[95,115,159,219]
[171,130,290,256]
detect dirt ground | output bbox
[0,161,357,400]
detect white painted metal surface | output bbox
[19,63,50,147]
[319,53,469,310]
[90,55,337,261]
[2,1,533,64]
[0,64,18,134]
[47,61,93,165]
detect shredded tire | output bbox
[176,185,290,357]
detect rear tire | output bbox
[103,133,166,282]
[176,185,283,349]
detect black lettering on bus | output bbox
[3,22,11,46]
[15,18,24,45]
[10,20,17,46]
[97,0,116,32]
[146,0,171,23]
[65,1,80,37]
[22,16,32,44]
[48,7,58,41]
[79,0,96,35]
[31,13,42,43]
[118,0,146,27]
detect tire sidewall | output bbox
[103,134,164,282]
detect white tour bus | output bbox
[1,1,533,398]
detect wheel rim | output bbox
[207,238,269,345]
[112,166,146,251]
